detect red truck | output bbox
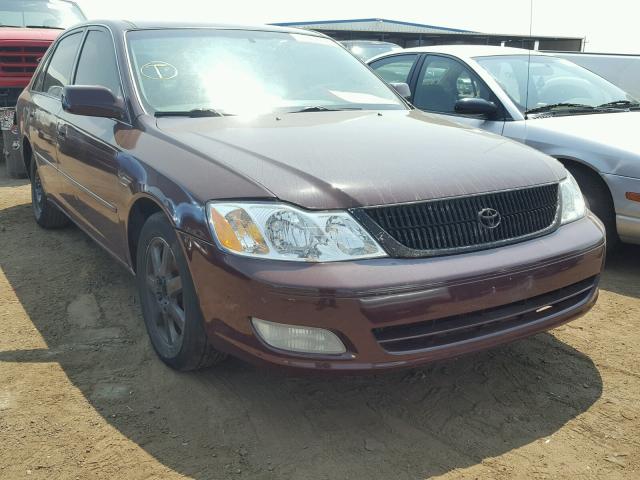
[1,0,85,177]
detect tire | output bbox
[30,156,69,228]
[5,153,26,178]
[4,135,26,178]
[136,212,226,371]
[566,165,619,251]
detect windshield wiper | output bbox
[154,108,226,118]
[289,106,363,113]
[525,102,596,115]
[25,25,65,29]
[597,100,640,110]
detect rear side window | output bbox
[74,29,122,96]
[42,32,83,98]
[370,54,418,84]
[31,55,50,92]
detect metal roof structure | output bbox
[272,18,475,35]
[272,18,584,52]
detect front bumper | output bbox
[604,173,640,245]
[180,214,605,372]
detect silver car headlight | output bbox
[560,173,587,224]
[207,202,387,262]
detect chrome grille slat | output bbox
[0,45,48,76]
[357,184,559,257]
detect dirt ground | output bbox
[0,169,638,480]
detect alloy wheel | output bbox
[144,237,185,352]
[32,168,45,218]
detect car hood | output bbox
[156,110,565,210]
[526,111,640,177]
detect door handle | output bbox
[57,124,67,138]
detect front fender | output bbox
[120,152,213,243]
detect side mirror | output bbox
[62,85,125,120]
[454,97,498,118]
[390,82,411,99]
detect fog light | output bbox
[251,318,346,355]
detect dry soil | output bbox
[0,171,639,479]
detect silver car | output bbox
[369,45,640,248]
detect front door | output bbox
[411,55,506,135]
[55,27,130,259]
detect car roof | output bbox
[398,44,553,59]
[71,20,322,37]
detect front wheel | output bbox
[136,212,226,371]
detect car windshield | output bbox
[126,29,406,116]
[344,43,402,61]
[0,0,85,29]
[474,54,638,114]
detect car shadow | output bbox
[0,200,604,479]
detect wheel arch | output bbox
[554,156,614,202]
[126,194,174,272]
[555,155,619,248]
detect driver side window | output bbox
[41,32,83,98]
[414,56,494,115]
[74,29,122,97]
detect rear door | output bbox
[411,55,506,134]
[25,30,83,197]
[55,26,129,259]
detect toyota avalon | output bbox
[16,22,605,372]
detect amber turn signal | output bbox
[626,192,640,203]
[209,208,243,252]
[208,205,270,255]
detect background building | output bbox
[273,18,584,51]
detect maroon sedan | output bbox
[16,21,605,372]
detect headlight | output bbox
[560,173,587,224]
[207,202,386,262]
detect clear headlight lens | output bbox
[560,173,587,224]
[252,318,347,354]
[207,202,386,262]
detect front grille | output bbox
[373,276,597,353]
[356,184,559,257]
[0,45,48,76]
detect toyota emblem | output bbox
[477,207,501,229]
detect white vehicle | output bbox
[369,45,640,248]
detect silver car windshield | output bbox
[475,54,638,114]
[0,0,85,29]
[126,29,406,116]
[343,42,402,61]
